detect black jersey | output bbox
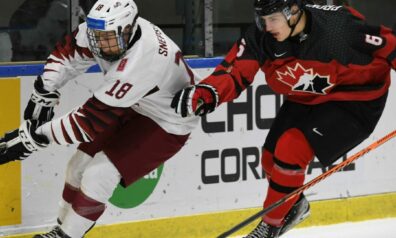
[201,5,396,105]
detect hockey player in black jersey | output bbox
[172,0,396,237]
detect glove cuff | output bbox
[32,76,60,107]
[194,84,219,108]
[18,120,49,152]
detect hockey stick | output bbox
[217,129,396,238]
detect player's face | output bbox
[94,30,121,55]
[261,12,290,42]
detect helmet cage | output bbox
[86,17,134,61]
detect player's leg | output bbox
[277,95,386,236]
[247,101,310,238]
[34,113,133,238]
[33,152,120,238]
[260,100,310,182]
[248,128,314,238]
[56,111,188,237]
[57,105,137,226]
[263,128,314,237]
[261,149,274,182]
[246,93,387,238]
[57,134,112,226]
[61,152,121,238]
[58,150,93,224]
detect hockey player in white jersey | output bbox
[0,0,200,237]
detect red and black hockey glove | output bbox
[171,84,219,117]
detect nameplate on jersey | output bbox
[86,17,106,30]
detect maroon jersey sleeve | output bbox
[42,27,96,91]
[38,97,133,145]
[199,34,261,104]
[50,29,94,63]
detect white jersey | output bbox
[38,18,199,145]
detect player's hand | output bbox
[0,120,49,165]
[24,76,60,122]
[171,84,219,117]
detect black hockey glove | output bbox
[24,76,60,122]
[171,84,219,117]
[0,120,49,165]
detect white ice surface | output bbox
[235,218,396,238]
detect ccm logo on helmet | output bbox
[306,4,342,11]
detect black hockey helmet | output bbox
[254,0,299,16]
[254,0,306,31]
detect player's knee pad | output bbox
[80,152,121,203]
[261,149,274,178]
[274,128,314,170]
[65,150,93,188]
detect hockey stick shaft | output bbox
[217,129,396,238]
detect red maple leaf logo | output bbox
[275,63,333,95]
[276,63,313,87]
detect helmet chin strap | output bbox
[286,9,303,38]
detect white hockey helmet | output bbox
[86,0,139,61]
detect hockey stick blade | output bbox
[217,129,396,238]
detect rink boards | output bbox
[0,61,395,237]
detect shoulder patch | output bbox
[117,58,128,72]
